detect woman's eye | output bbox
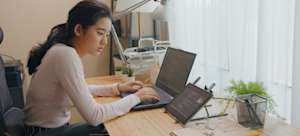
[97,31,105,36]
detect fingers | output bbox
[149,94,160,100]
[131,81,144,90]
[135,87,160,101]
[131,80,144,86]
[144,95,160,101]
[132,85,142,90]
[142,89,160,100]
[142,90,159,97]
[141,93,160,101]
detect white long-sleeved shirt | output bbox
[24,43,140,128]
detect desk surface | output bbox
[86,75,300,136]
[86,75,182,136]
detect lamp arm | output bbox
[111,25,128,66]
[111,0,159,68]
[112,0,152,21]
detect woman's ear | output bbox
[74,24,83,37]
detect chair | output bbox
[0,27,3,44]
[0,26,25,136]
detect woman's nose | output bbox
[100,35,108,46]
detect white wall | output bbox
[292,0,300,128]
[0,0,111,94]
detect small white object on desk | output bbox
[169,128,205,136]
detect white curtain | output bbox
[165,0,295,122]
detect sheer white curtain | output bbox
[165,0,295,122]
[256,0,294,122]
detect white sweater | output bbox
[24,44,140,128]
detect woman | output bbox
[24,1,159,135]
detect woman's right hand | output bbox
[135,87,160,102]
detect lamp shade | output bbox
[152,4,167,21]
[115,0,160,12]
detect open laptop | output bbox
[121,47,196,110]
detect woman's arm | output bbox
[88,80,144,96]
[54,47,140,126]
[88,84,120,97]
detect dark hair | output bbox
[27,0,112,75]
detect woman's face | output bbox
[74,17,112,56]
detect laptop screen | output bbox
[155,47,196,97]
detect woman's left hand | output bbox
[118,80,144,93]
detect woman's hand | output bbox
[135,87,160,102]
[118,80,144,93]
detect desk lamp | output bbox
[111,0,167,67]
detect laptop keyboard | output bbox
[136,86,173,105]
[139,99,159,105]
[121,86,173,105]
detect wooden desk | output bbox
[86,75,182,136]
[86,75,300,136]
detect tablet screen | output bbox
[166,83,213,124]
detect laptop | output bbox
[165,83,213,124]
[121,47,196,110]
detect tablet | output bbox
[165,83,213,124]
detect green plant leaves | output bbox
[225,80,279,117]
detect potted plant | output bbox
[226,80,277,113]
[122,67,133,77]
[225,80,278,128]
[114,66,123,75]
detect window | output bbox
[166,0,294,122]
